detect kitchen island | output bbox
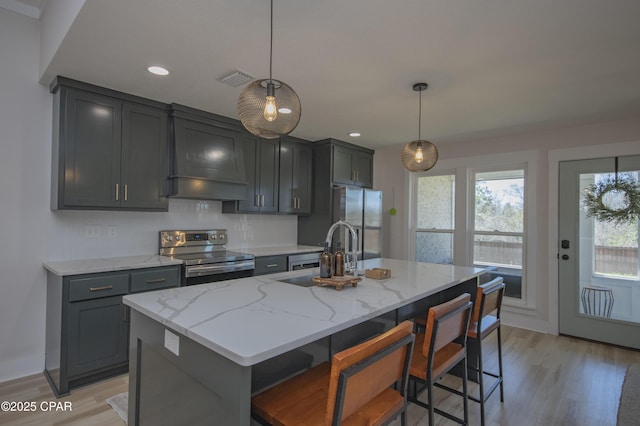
[123,258,484,425]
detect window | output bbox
[588,172,639,279]
[473,169,525,299]
[410,156,533,306]
[415,174,455,264]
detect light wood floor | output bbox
[0,325,638,426]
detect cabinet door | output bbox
[292,143,312,214]
[62,89,122,208]
[258,138,280,212]
[236,136,260,212]
[332,145,354,185]
[121,103,169,210]
[66,296,128,377]
[352,150,373,188]
[279,139,312,214]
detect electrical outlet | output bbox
[107,226,118,238]
[84,225,100,239]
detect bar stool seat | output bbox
[251,321,415,426]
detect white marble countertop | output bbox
[228,245,323,257]
[43,255,183,276]
[123,258,484,367]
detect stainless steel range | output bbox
[159,229,255,286]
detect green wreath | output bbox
[583,174,640,224]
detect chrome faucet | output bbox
[325,220,358,277]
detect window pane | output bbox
[474,235,523,267]
[592,172,639,279]
[417,175,455,229]
[475,171,524,232]
[416,232,453,264]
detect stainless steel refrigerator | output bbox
[331,186,383,261]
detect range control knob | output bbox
[210,234,217,240]
[175,235,181,242]
[218,233,225,240]
[166,235,173,241]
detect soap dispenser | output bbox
[319,243,333,278]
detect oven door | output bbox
[183,260,255,286]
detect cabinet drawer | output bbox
[254,255,287,275]
[130,266,180,293]
[68,274,129,302]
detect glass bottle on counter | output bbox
[333,243,345,276]
[319,243,333,278]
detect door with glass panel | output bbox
[558,156,640,349]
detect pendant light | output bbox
[237,0,301,139]
[400,83,438,172]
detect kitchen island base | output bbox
[126,266,480,425]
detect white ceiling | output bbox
[25,0,640,148]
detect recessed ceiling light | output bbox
[148,66,169,76]
[349,132,361,137]
[278,107,292,114]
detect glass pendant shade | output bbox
[401,82,438,172]
[238,79,301,139]
[401,140,438,172]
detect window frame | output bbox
[409,152,537,310]
[412,172,456,264]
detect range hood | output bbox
[168,104,248,201]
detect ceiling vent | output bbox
[218,70,255,87]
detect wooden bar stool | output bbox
[467,277,505,426]
[408,293,473,425]
[251,321,415,426]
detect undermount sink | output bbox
[277,274,317,288]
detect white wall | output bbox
[0,9,298,383]
[374,117,640,334]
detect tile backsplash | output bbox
[48,199,298,261]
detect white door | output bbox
[558,155,640,349]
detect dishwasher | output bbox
[287,252,321,271]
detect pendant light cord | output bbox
[418,89,422,140]
[269,0,273,83]
[615,156,619,185]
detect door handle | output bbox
[562,254,569,260]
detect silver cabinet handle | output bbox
[90,285,113,292]
[255,194,260,207]
[260,194,265,207]
[145,278,166,284]
[115,183,119,201]
[124,184,128,201]
[266,263,279,268]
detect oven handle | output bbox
[185,260,255,277]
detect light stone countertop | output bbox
[228,245,323,257]
[123,258,484,367]
[43,255,183,276]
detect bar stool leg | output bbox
[497,326,504,402]
[462,357,469,425]
[477,336,486,426]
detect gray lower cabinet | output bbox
[45,266,179,397]
[279,136,312,214]
[50,77,169,211]
[254,255,287,275]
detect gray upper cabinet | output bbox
[50,77,169,211]
[279,136,312,214]
[331,142,374,188]
[223,135,279,213]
